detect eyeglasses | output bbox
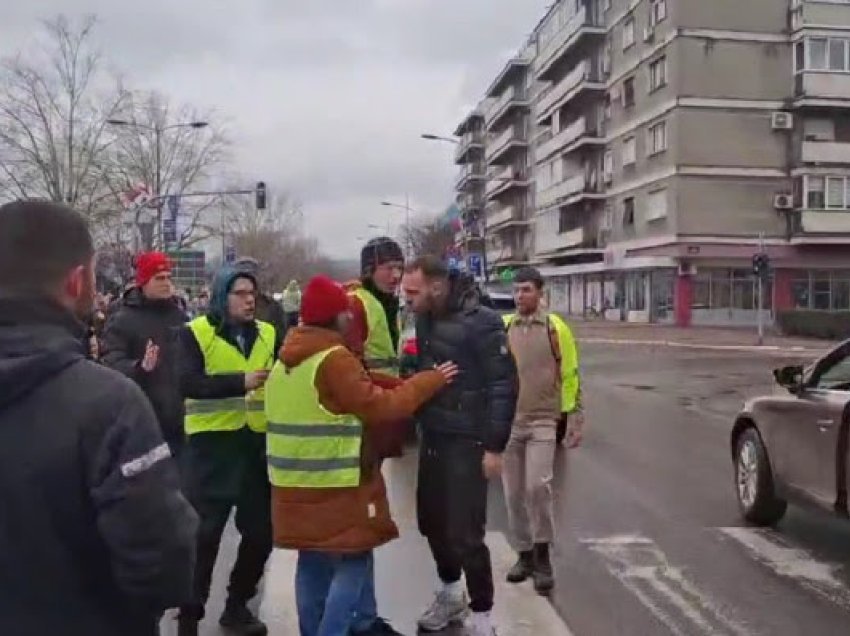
[229,290,257,299]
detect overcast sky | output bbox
[2,1,550,257]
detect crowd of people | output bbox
[0,200,583,636]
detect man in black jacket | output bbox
[102,251,188,455]
[0,200,198,636]
[401,255,518,636]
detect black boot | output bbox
[506,549,534,583]
[176,615,199,636]
[219,601,268,636]
[533,543,555,594]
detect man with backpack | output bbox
[501,266,584,595]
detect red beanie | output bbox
[300,275,351,326]
[135,252,172,287]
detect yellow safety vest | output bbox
[352,287,401,377]
[503,312,580,413]
[265,346,362,488]
[184,316,276,435]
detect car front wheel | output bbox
[735,427,787,526]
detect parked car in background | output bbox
[730,340,850,526]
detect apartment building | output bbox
[454,0,850,326]
[453,108,487,272]
[482,42,536,274]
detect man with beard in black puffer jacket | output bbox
[402,255,517,636]
[102,251,189,455]
[0,200,197,636]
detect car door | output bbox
[781,347,850,506]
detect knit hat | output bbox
[135,252,172,287]
[300,275,350,326]
[361,237,404,276]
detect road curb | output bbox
[581,337,826,357]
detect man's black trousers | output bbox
[180,428,272,618]
[417,435,494,613]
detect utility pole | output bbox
[753,232,769,346]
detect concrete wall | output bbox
[675,176,789,236]
[676,0,789,32]
[674,108,790,168]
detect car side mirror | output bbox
[774,365,804,394]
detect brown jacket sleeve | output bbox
[315,347,444,425]
[344,295,368,361]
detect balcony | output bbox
[799,210,850,234]
[802,140,850,163]
[454,131,484,164]
[486,125,529,165]
[485,85,531,131]
[486,205,515,228]
[535,6,606,81]
[792,0,850,33]
[487,243,529,265]
[535,116,603,162]
[536,61,605,125]
[485,165,531,199]
[456,191,483,213]
[795,72,850,103]
[455,162,485,190]
[537,174,586,209]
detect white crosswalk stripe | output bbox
[581,535,751,636]
[718,527,850,610]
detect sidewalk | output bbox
[568,319,835,355]
[258,452,572,635]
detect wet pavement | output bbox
[163,341,850,635]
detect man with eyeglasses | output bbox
[176,266,283,636]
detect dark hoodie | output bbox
[101,286,188,450]
[0,298,198,636]
[414,271,518,452]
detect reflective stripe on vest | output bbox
[184,316,276,435]
[265,346,362,489]
[352,287,400,376]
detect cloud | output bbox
[0,0,550,257]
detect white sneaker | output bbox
[464,611,496,636]
[417,590,468,632]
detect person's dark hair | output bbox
[0,200,94,295]
[404,254,449,280]
[513,266,544,290]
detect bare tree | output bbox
[223,194,353,289]
[402,215,457,258]
[0,15,128,213]
[100,91,231,250]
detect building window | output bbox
[649,57,667,91]
[692,269,772,312]
[806,175,825,208]
[603,150,614,181]
[650,0,667,26]
[623,197,635,226]
[623,77,636,106]
[803,37,850,72]
[648,121,667,155]
[602,0,611,12]
[645,189,667,221]
[792,271,850,310]
[623,17,635,50]
[622,136,637,166]
[827,176,846,208]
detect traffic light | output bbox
[255,181,266,210]
[752,252,770,278]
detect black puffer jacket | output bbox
[101,287,188,450]
[414,273,518,452]
[0,299,198,636]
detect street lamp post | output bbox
[380,197,415,258]
[107,118,209,250]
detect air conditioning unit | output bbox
[678,262,697,276]
[771,111,794,130]
[643,27,655,43]
[774,193,794,210]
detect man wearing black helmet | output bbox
[343,236,406,636]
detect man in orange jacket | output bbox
[266,276,456,635]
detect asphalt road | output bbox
[164,342,850,636]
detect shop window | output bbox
[813,276,831,310]
[792,278,810,309]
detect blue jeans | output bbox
[295,550,377,636]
